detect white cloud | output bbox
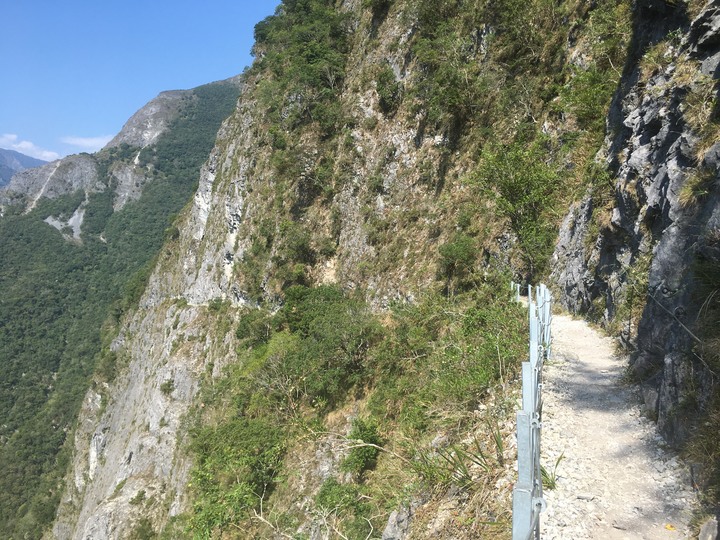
[0,133,60,161]
[60,135,113,152]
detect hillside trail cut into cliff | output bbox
[539,312,697,539]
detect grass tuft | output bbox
[679,168,717,208]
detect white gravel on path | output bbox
[539,313,697,540]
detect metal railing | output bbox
[511,282,552,540]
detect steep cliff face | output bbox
[4,154,101,211]
[51,2,532,536]
[552,0,720,445]
[53,302,237,538]
[52,0,720,538]
[51,112,252,538]
[0,79,241,540]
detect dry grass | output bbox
[686,0,708,21]
[693,117,720,164]
[679,167,717,207]
[672,54,702,87]
[667,54,720,161]
[371,399,517,540]
[232,385,521,539]
[640,40,672,80]
[621,250,652,333]
[681,76,715,122]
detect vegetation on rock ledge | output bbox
[184,276,526,539]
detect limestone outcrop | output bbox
[552,0,720,443]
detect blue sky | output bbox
[1,0,280,161]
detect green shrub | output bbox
[279,220,315,264]
[189,417,284,537]
[368,279,526,432]
[438,233,477,281]
[585,0,632,72]
[474,137,559,277]
[341,418,382,476]
[315,479,372,539]
[95,350,119,383]
[121,260,155,311]
[315,478,360,511]
[207,298,229,313]
[129,518,156,540]
[561,66,617,132]
[160,380,175,396]
[129,490,146,506]
[275,285,383,408]
[376,64,401,114]
[235,309,272,346]
[318,236,338,257]
[412,21,492,131]
[269,126,288,150]
[252,0,350,131]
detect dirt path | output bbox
[539,313,697,539]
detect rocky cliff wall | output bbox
[4,154,102,208]
[552,0,720,444]
[49,3,518,535]
[49,88,250,538]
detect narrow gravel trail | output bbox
[539,313,697,539]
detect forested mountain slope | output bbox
[6,0,714,538]
[0,79,240,539]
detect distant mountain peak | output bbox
[105,76,243,151]
[0,148,47,187]
[104,90,193,150]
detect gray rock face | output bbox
[382,504,416,540]
[699,516,720,540]
[105,75,241,152]
[0,150,162,237]
[52,301,221,539]
[5,154,101,208]
[0,89,197,220]
[110,161,149,211]
[551,196,596,314]
[688,2,720,54]
[50,93,247,540]
[105,90,191,150]
[551,1,720,445]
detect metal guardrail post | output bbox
[513,411,534,540]
[529,305,539,368]
[521,362,534,413]
[542,286,552,360]
[510,280,522,303]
